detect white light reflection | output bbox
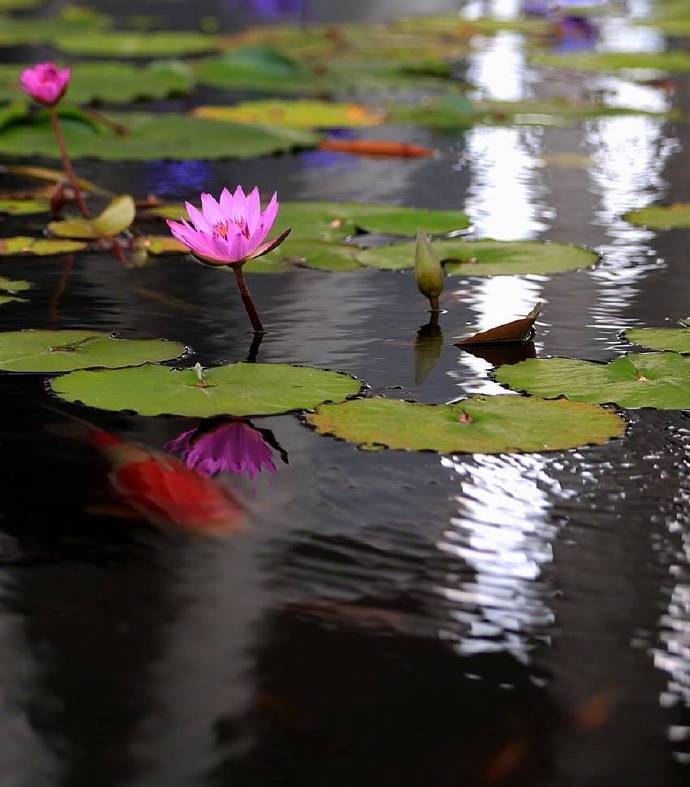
[586,115,678,337]
[436,453,563,662]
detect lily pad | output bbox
[356,238,598,276]
[306,395,624,453]
[0,295,27,305]
[0,197,49,215]
[0,330,186,373]
[148,200,470,238]
[623,204,690,230]
[50,363,363,416]
[266,240,363,272]
[531,50,690,74]
[193,100,386,129]
[0,237,86,256]
[54,31,219,57]
[0,62,195,104]
[495,352,690,410]
[391,96,671,129]
[0,275,31,293]
[0,111,320,161]
[623,328,690,353]
[194,47,316,93]
[49,195,135,239]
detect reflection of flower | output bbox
[166,186,288,266]
[166,419,279,479]
[20,62,71,107]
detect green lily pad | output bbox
[48,195,135,239]
[0,330,186,373]
[193,100,386,129]
[495,352,690,409]
[194,47,317,93]
[0,111,320,161]
[0,237,87,256]
[531,50,690,74]
[356,238,598,276]
[54,31,219,57]
[390,95,671,129]
[265,240,363,272]
[50,362,363,416]
[624,328,690,353]
[0,198,49,215]
[0,275,31,293]
[0,9,109,46]
[306,395,625,453]
[0,61,195,104]
[623,204,690,230]
[0,295,26,305]
[0,0,40,9]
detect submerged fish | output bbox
[54,417,246,536]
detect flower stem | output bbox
[429,296,440,313]
[48,108,89,218]
[232,264,265,334]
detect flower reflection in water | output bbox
[166,418,288,479]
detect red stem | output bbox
[232,264,264,334]
[48,108,89,218]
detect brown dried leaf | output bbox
[455,302,541,347]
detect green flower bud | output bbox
[415,231,444,307]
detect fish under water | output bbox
[51,414,246,536]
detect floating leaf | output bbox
[531,50,690,74]
[0,237,86,256]
[139,236,188,255]
[623,204,690,230]
[0,111,320,161]
[147,200,470,240]
[193,100,385,129]
[49,195,135,239]
[0,295,27,305]
[0,330,186,372]
[0,0,40,9]
[194,47,316,93]
[50,363,363,416]
[306,395,624,453]
[357,239,598,275]
[495,352,690,410]
[456,303,541,346]
[623,327,690,353]
[266,240,363,271]
[1,164,111,196]
[0,61,194,104]
[0,197,49,215]
[390,95,671,129]
[54,31,219,57]
[318,139,436,157]
[0,275,31,293]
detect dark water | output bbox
[2,0,690,785]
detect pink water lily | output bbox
[167,186,289,266]
[20,62,72,107]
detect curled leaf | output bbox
[455,303,541,346]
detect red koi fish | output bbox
[56,418,246,536]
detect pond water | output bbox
[2,0,690,785]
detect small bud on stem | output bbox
[415,232,444,312]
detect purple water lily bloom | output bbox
[20,62,71,107]
[166,419,278,479]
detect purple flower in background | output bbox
[166,419,280,479]
[227,0,313,21]
[553,15,598,53]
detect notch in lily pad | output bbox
[306,395,625,453]
[50,362,364,416]
[495,352,690,410]
[0,330,186,372]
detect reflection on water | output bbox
[437,454,561,662]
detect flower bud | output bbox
[20,63,71,107]
[415,231,444,305]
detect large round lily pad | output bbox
[306,395,625,453]
[194,100,386,129]
[623,204,690,230]
[531,50,690,74]
[0,111,319,161]
[624,328,690,353]
[356,238,598,275]
[50,363,363,416]
[0,330,186,372]
[495,352,690,410]
[55,31,219,57]
[0,237,87,256]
